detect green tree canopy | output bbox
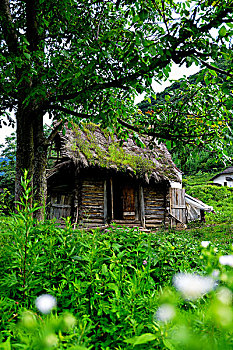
[0,0,233,217]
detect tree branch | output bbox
[0,0,19,54]
[47,105,92,119]
[49,79,135,104]
[47,3,232,105]
[45,120,64,145]
[151,0,170,34]
[197,57,233,77]
[25,0,41,51]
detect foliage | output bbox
[127,241,233,350]
[172,148,231,175]
[0,132,16,211]
[184,174,233,225]
[1,0,233,212]
[1,215,233,348]
[137,59,233,170]
[2,172,233,348]
[186,184,233,203]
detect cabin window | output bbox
[224,182,227,186]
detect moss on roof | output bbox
[52,122,181,183]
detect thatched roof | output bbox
[48,123,181,184]
[210,167,233,181]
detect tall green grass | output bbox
[0,172,233,348]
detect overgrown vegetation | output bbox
[183,173,233,225]
[0,173,233,349]
[1,214,233,349]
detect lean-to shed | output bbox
[47,123,183,229]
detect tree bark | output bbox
[15,101,48,221]
[15,104,35,206]
[33,113,48,221]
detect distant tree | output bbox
[0,133,16,211]
[1,0,233,219]
[137,59,233,172]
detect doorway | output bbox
[106,177,137,221]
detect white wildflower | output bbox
[173,273,215,300]
[35,294,57,314]
[201,241,210,248]
[156,304,176,323]
[43,333,58,348]
[219,255,233,267]
[217,287,232,305]
[212,269,220,278]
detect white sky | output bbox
[0,63,200,147]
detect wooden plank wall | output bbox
[144,186,166,228]
[169,188,186,227]
[79,179,105,227]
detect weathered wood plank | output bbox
[81,204,104,209]
[140,186,145,228]
[145,211,165,215]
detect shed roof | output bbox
[210,167,233,181]
[48,123,181,184]
[185,193,213,212]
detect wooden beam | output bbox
[110,178,114,220]
[139,185,145,228]
[104,180,107,224]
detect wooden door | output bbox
[169,188,186,228]
[122,184,135,220]
[49,192,72,223]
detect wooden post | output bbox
[110,178,114,220]
[135,187,139,221]
[139,185,145,228]
[104,180,107,224]
[73,171,80,229]
[169,188,173,228]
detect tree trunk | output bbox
[33,114,48,221]
[15,103,48,221]
[15,104,35,205]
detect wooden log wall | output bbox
[144,186,167,228]
[79,179,105,227]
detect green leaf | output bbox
[166,140,172,151]
[102,263,108,275]
[139,9,148,21]
[163,339,176,350]
[151,94,156,100]
[165,95,170,101]
[204,74,210,85]
[0,337,11,350]
[125,333,157,346]
[22,37,30,46]
[107,283,119,294]
[23,52,31,60]
[219,26,227,37]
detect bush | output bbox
[1,171,233,348]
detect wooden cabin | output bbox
[47,123,184,229]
